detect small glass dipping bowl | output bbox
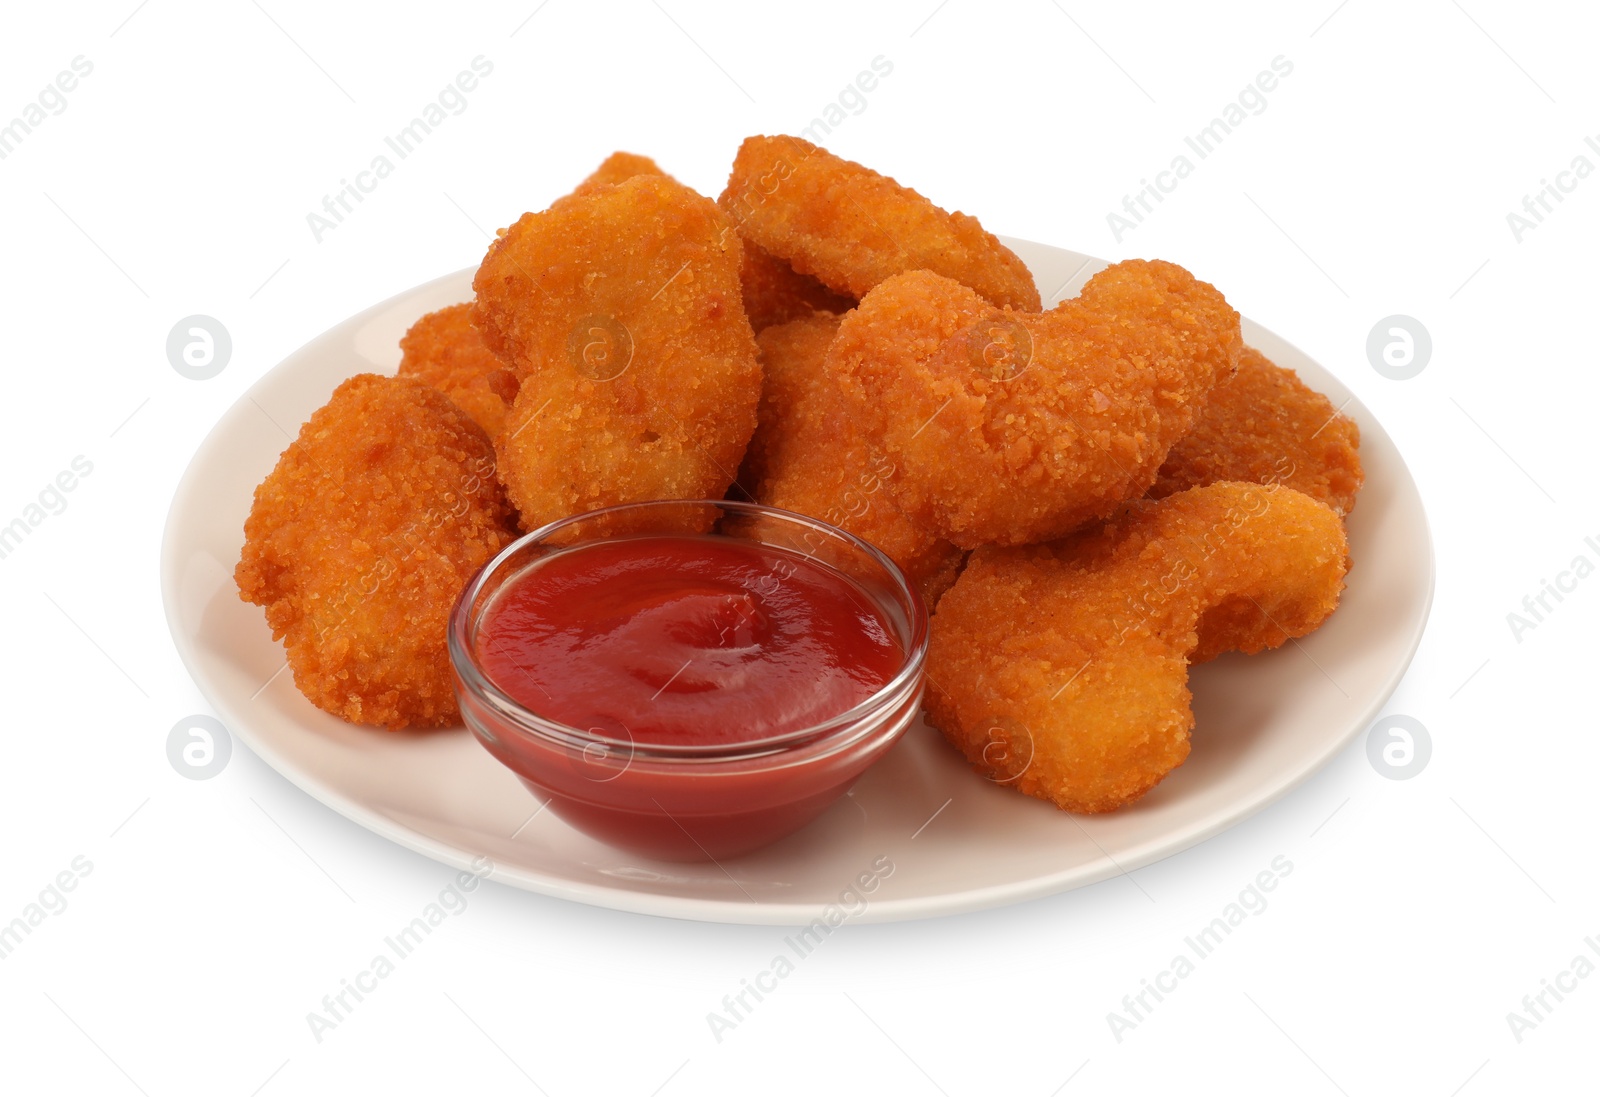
[448,500,929,862]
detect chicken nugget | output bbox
[833,260,1241,548]
[744,311,963,607]
[1151,346,1363,516]
[235,374,517,729]
[568,150,856,333]
[397,303,515,439]
[569,151,671,197]
[719,135,1041,310]
[926,482,1349,813]
[739,312,843,491]
[739,241,856,332]
[473,174,761,531]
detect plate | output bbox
[161,239,1433,924]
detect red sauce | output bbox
[475,536,903,747]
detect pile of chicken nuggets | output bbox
[237,134,1362,815]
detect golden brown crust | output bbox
[472,174,762,531]
[739,241,855,332]
[745,312,964,607]
[570,151,671,197]
[832,260,1242,548]
[397,303,513,440]
[1151,346,1363,516]
[925,482,1349,812]
[719,135,1041,310]
[235,374,517,729]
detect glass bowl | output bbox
[448,500,929,861]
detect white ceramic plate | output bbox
[161,239,1433,924]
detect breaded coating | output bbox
[1151,346,1363,516]
[472,174,761,531]
[739,241,855,332]
[744,312,964,607]
[235,374,517,729]
[740,313,844,491]
[833,260,1242,549]
[719,135,1041,311]
[561,147,850,336]
[569,151,671,198]
[397,303,514,439]
[925,482,1349,813]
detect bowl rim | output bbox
[447,498,931,765]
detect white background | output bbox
[1,1,1595,1093]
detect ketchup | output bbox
[475,535,903,747]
